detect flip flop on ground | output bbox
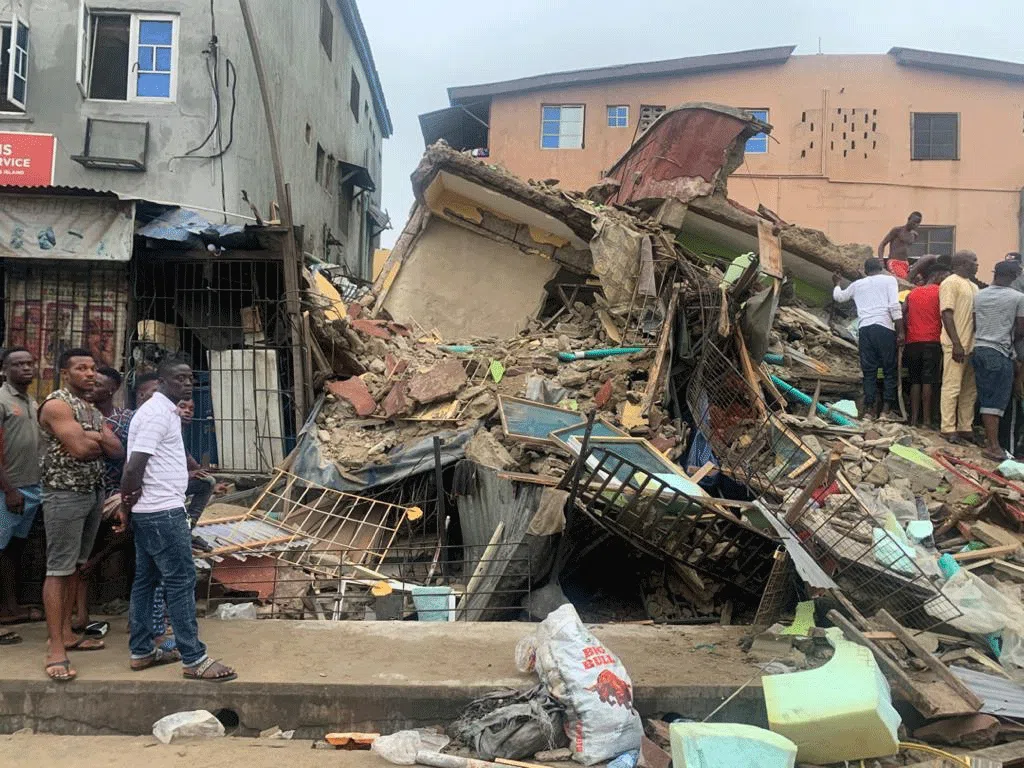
[45,659,76,682]
[183,658,236,683]
[131,647,181,671]
[65,636,105,652]
[0,630,21,645]
[71,621,109,638]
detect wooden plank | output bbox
[826,609,938,718]
[969,520,1023,548]
[952,544,1020,562]
[757,365,788,409]
[457,522,504,621]
[941,648,1013,679]
[495,471,561,487]
[735,327,767,418]
[963,558,995,571]
[757,218,784,279]
[690,462,716,484]
[785,450,841,525]
[875,609,984,711]
[992,559,1024,581]
[786,454,818,480]
[640,286,680,416]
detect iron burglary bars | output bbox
[567,446,779,597]
[130,257,299,473]
[1,259,130,402]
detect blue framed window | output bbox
[607,105,628,128]
[135,18,175,98]
[541,105,584,149]
[745,109,769,154]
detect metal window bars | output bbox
[130,256,299,473]
[566,445,779,598]
[196,468,421,577]
[1,260,130,401]
[685,325,962,630]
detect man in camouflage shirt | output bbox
[37,348,123,682]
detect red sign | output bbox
[0,132,56,187]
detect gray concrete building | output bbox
[0,0,391,277]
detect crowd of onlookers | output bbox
[0,348,235,682]
[835,210,1024,461]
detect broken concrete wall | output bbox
[381,217,559,340]
[688,195,873,280]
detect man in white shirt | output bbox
[116,357,236,682]
[832,258,906,418]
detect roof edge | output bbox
[447,46,796,103]
[337,0,393,137]
[888,47,1024,83]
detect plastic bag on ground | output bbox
[450,686,566,760]
[522,604,643,764]
[152,710,225,744]
[933,562,1024,677]
[213,602,257,620]
[371,729,450,765]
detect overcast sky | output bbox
[359,0,1021,248]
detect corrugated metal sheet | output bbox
[951,666,1024,718]
[137,207,244,242]
[457,465,542,555]
[0,185,122,197]
[607,104,764,207]
[194,518,315,564]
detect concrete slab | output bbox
[0,619,766,737]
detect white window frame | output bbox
[77,6,179,103]
[75,0,89,96]
[541,104,585,150]
[4,15,29,112]
[129,14,178,101]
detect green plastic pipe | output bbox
[770,374,855,427]
[558,347,644,362]
[763,353,785,365]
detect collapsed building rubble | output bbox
[195,103,1024,759]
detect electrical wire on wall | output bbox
[169,0,238,219]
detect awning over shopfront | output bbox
[0,192,135,261]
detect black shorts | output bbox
[905,341,942,385]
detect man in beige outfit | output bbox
[940,251,980,443]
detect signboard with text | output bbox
[0,131,56,187]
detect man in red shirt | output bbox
[903,258,951,427]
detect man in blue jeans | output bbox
[833,259,905,418]
[116,356,236,682]
[0,348,42,636]
[973,261,1024,460]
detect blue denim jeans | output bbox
[129,507,207,667]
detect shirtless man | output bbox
[878,212,922,280]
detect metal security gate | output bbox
[0,259,130,401]
[130,255,298,473]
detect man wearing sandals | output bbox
[0,348,43,638]
[38,349,125,681]
[116,356,235,682]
